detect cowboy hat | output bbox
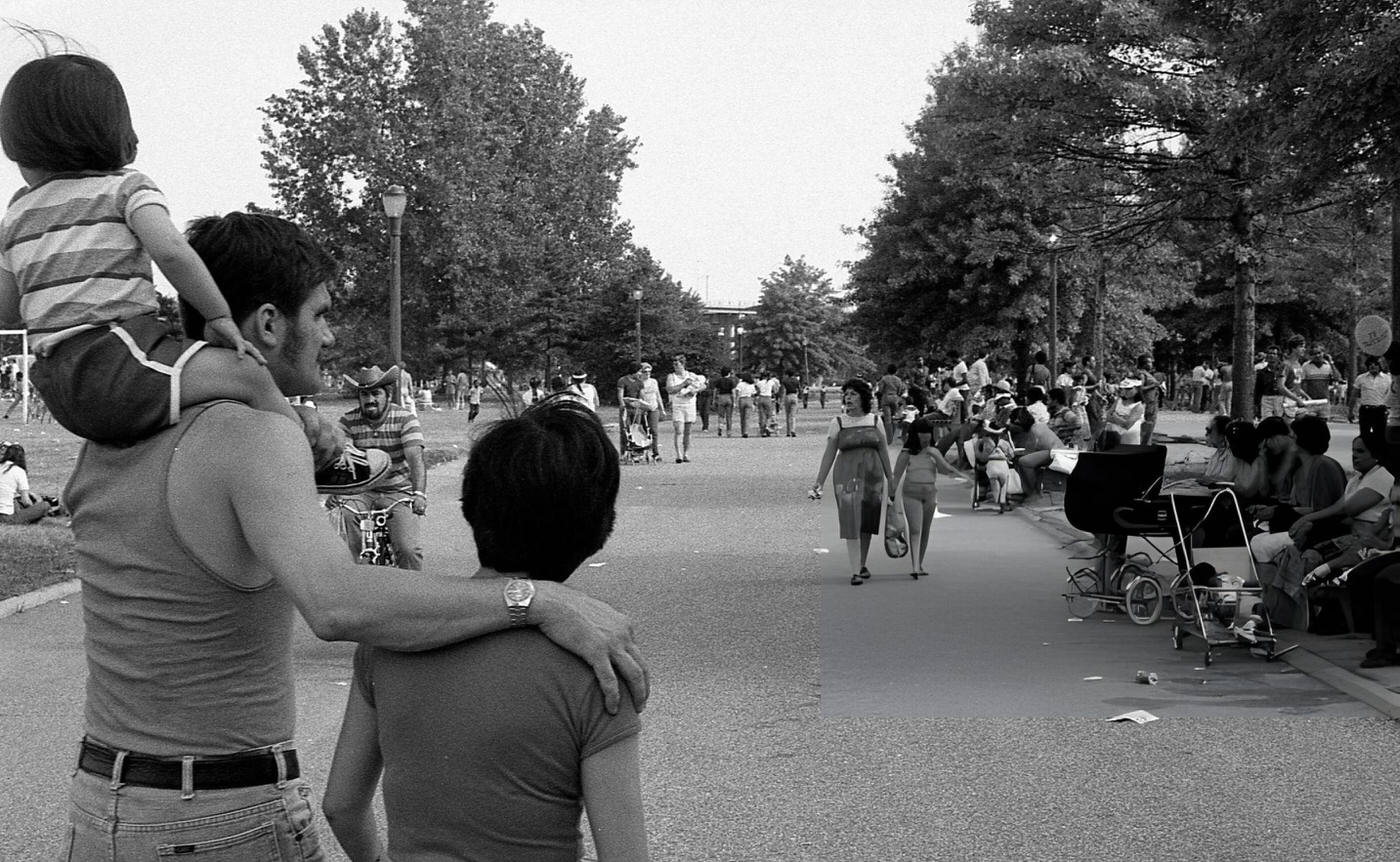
[342,364,401,391]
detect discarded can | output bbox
[1135,670,1158,685]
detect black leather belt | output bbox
[79,739,299,790]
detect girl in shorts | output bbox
[0,54,378,490]
[890,417,970,577]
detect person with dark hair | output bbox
[780,367,802,437]
[1134,354,1162,443]
[56,211,647,859]
[0,55,383,493]
[0,441,52,524]
[323,399,646,861]
[1255,415,1300,502]
[1028,350,1052,391]
[734,372,757,437]
[1353,354,1389,441]
[1216,419,1269,500]
[889,417,970,577]
[1047,387,1087,448]
[711,365,736,435]
[876,363,905,444]
[753,367,779,438]
[1009,405,1060,502]
[666,354,704,460]
[617,363,644,450]
[1251,414,1346,532]
[1104,378,1146,444]
[811,378,893,584]
[975,421,1016,513]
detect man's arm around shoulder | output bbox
[170,404,648,712]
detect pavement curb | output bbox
[1016,501,1400,721]
[0,578,79,620]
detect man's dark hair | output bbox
[1224,420,1260,462]
[1,55,138,171]
[841,378,873,413]
[946,349,961,360]
[1290,415,1330,456]
[1034,350,1048,365]
[1256,416,1290,442]
[1048,387,1069,407]
[719,365,731,376]
[904,417,936,453]
[460,399,619,581]
[183,212,338,336]
[886,363,898,375]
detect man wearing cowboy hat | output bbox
[339,364,428,570]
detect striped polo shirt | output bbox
[0,170,164,344]
[339,403,425,490]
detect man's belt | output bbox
[79,739,299,790]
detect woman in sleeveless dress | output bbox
[811,378,893,585]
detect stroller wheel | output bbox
[1065,568,1099,618]
[1124,576,1164,626]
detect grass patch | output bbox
[0,396,483,601]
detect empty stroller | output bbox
[621,409,659,465]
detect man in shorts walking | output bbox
[666,353,704,462]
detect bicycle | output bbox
[325,495,415,567]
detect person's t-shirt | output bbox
[712,376,737,396]
[668,372,701,405]
[617,374,642,402]
[734,380,756,399]
[1346,464,1395,524]
[781,375,801,397]
[0,463,29,515]
[355,628,640,862]
[876,374,903,402]
[1289,455,1347,512]
[638,377,662,409]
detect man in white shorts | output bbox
[666,354,704,463]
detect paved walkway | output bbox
[5,406,1400,861]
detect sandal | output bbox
[859,567,871,579]
[850,574,863,585]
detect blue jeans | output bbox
[61,762,325,861]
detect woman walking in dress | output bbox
[889,417,970,578]
[811,379,893,585]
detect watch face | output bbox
[504,579,535,604]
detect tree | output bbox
[745,256,870,381]
[260,0,682,383]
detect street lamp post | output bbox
[736,325,745,371]
[631,288,643,364]
[381,185,408,374]
[1046,225,1063,379]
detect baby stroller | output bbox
[621,408,658,465]
[1062,443,1178,624]
[1168,488,1296,665]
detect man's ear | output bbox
[245,303,283,352]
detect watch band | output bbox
[507,604,529,627]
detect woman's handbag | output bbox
[884,505,909,558]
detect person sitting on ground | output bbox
[323,398,646,862]
[0,441,52,524]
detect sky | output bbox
[2,1,980,308]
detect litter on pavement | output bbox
[1106,710,1159,724]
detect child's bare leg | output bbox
[179,347,301,424]
[904,497,923,573]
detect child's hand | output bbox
[204,316,267,365]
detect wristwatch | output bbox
[503,578,536,627]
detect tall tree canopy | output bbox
[261,0,708,388]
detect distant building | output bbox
[702,303,758,365]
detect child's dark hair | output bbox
[1,54,137,171]
[183,213,339,336]
[904,417,936,454]
[460,398,620,581]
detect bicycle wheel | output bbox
[1124,576,1164,626]
[1065,568,1100,618]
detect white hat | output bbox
[1118,378,1143,389]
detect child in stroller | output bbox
[621,404,659,464]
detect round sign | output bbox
[1355,315,1392,355]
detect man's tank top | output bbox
[65,402,296,755]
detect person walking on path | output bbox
[55,211,647,861]
[811,378,893,585]
[617,363,644,450]
[712,366,736,436]
[637,362,665,459]
[453,368,470,410]
[876,364,905,444]
[975,421,1016,514]
[781,368,801,437]
[323,398,647,862]
[466,378,483,421]
[734,372,757,438]
[755,369,779,437]
[889,417,968,578]
[666,354,703,462]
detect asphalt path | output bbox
[4,405,1400,860]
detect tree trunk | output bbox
[1229,175,1257,420]
[1392,187,1400,338]
[1092,257,1106,371]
